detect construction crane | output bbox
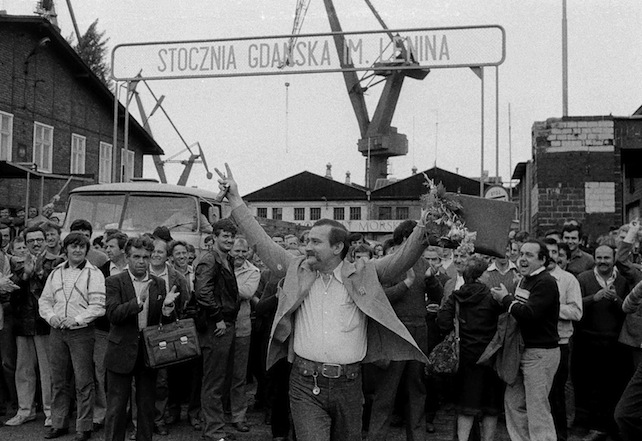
[287,0,429,189]
[126,76,214,185]
[161,142,213,186]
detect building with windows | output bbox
[243,166,490,241]
[0,15,163,212]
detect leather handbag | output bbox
[142,318,201,369]
[426,301,460,375]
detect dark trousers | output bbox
[549,344,569,441]
[615,359,642,441]
[49,326,95,432]
[368,323,427,441]
[200,322,235,441]
[0,312,17,410]
[572,335,630,434]
[267,358,291,438]
[166,357,202,423]
[104,360,157,441]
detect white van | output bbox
[62,182,229,254]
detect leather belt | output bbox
[294,355,360,379]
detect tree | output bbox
[70,19,112,88]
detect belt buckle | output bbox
[321,363,342,379]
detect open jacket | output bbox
[231,204,429,369]
[38,259,106,328]
[104,271,175,374]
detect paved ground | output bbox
[0,390,601,441]
[1,407,512,441]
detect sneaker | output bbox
[4,414,37,426]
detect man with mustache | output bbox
[572,245,629,441]
[215,164,427,441]
[5,226,64,427]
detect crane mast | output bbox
[320,0,429,188]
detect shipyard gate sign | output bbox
[111,25,505,81]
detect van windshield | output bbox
[64,193,200,233]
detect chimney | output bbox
[345,171,351,185]
[411,166,417,175]
[325,163,332,179]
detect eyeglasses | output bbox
[26,238,44,244]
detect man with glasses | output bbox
[5,226,63,427]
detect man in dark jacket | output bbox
[194,219,240,441]
[103,237,178,441]
[96,231,129,432]
[368,221,442,441]
[492,239,560,441]
[5,226,63,427]
[572,245,629,441]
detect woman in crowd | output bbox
[437,255,503,441]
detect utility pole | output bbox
[562,0,568,116]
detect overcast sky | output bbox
[4,0,641,194]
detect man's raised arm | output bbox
[215,164,292,279]
[375,220,428,286]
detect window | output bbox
[121,149,135,181]
[350,206,361,220]
[33,122,53,173]
[99,142,113,183]
[0,111,13,161]
[310,207,321,221]
[257,207,267,218]
[396,206,409,220]
[378,206,392,220]
[272,207,282,220]
[294,207,305,221]
[70,134,86,174]
[333,207,345,220]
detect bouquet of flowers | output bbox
[420,174,477,255]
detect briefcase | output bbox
[142,318,201,369]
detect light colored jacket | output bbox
[234,259,260,338]
[231,204,428,369]
[549,265,583,344]
[39,260,106,328]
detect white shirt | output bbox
[109,261,126,276]
[150,263,170,294]
[128,269,151,330]
[293,261,367,364]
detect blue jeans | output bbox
[50,326,95,432]
[289,362,363,441]
[505,347,560,441]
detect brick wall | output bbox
[0,21,149,208]
[530,117,623,241]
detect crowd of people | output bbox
[1,169,642,441]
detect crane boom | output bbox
[322,0,370,138]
